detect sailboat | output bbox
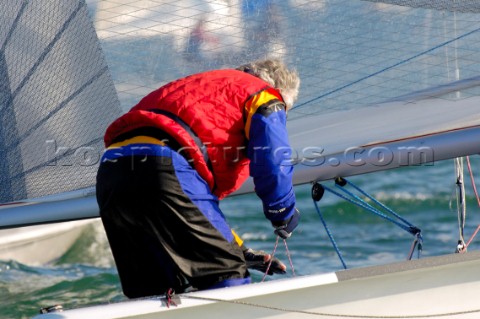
[0,217,93,265]
[0,0,122,264]
[2,0,480,318]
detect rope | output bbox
[181,294,480,318]
[466,156,480,208]
[261,236,280,282]
[340,179,418,233]
[165,288,177,308]
[312,179,422,263]
[313,197,348,269]
[406,233,423,260]
[333,179,423,259]
[327,185,406,231]
[463,156,480,249]
[283,238,296,277]
[262,236,297,281]
[465,226,480,248]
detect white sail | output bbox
[0,0,121,202]
[0,0,122,262]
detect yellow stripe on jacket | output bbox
[244,89,284,140]
[108,136,166,149]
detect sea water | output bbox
[3,159,480,319]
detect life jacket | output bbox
[104,69,284,199]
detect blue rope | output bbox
[333,182,421,237]
[322,184,416,235]
[312,199,347,269]
[313,179,423,261]
[342,179,416,229]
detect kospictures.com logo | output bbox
[45,140,434,168]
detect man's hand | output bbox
[272,207,300,239]
[243,248,287,275]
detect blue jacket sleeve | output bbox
[247,109,296,223]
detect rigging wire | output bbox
[291,25,480,111]
[454,157,467,252]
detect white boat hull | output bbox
[0,220,95,265]
[34,251,480,319]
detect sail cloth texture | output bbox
[363,0,480,13]
[0,0,121,203]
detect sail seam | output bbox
[3,1,84,113]
[7,136,104,184]
[4,66,109,151]
[0,0,28,52]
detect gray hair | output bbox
[236,59,300,110]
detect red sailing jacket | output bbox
[104,69,284,199]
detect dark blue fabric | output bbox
[102,143,170,161]
[247,110,296,223]
[207,277,251,290]
[171,147,234,242]
[101,144,234,242]
[273,207,300,239]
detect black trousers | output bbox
[96,151,249,298]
